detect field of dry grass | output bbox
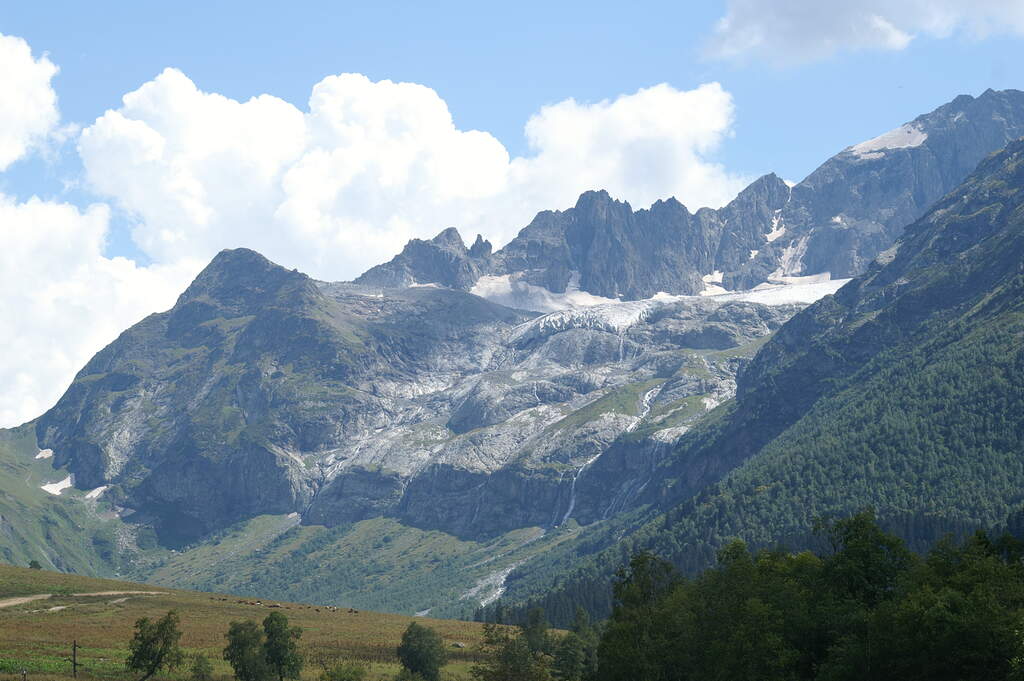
[0,565,490,680]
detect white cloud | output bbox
[79,70,746,281]
[0,194,199,427]
[514,82,740,216]
[707,0,1024,66]
[0,33,60,170]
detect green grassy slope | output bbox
[0,425,132,576]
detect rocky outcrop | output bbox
[354,228,492,289]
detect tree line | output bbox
[473,510,1024,681]
[124,610,452,681]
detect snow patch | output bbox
[409,281,441,288]
[471,272,618,313]
[766,210,786,242]
[849,123,927,158]
[749,249,759,260]
[701,271,727,296]
[85,485,108,500]
[41,475,73,495]
[709,278,849,305]
[35,449,53,460]
[769,235,810,279]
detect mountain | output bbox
[5,89,1024,620]
[12,245,811,614]
[33,246,804,546]
[493,136,1024,624]
[357,89,1024,305]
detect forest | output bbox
[481,510,1024,681]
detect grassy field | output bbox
[0,565,491,681]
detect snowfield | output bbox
[85,485,109,500]
[849,123,928,159]
[470,272,619,313]
[41,474,73,495]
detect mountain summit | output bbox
[357,89,1024,306]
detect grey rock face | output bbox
[726,88,1024,289]
[36,247,803,546]
[354,227,491,289]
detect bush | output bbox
[321,660,368,681]
[189,653,214,681]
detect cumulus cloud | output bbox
[0,194,199,427]
[79,70,746,280]
[706,0,1024,65]
[0,33,60,170]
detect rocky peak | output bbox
[469,234,492,258]
[175,248,314,317]
[354,227,486,290]
[429,227,468,252]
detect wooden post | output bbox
[72,639,79,678]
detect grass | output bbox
[546,379,663,433]
[0,564,492,681]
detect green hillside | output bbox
[493,140,1024,624]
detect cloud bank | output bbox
[0,36,198,427]
[79,70,745,281]
[707,0,1024,65]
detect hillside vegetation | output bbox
[491,139,1024,625]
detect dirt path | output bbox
[0,594,51,608]
[0,590,169,610]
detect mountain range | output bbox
[3,88,1024,621]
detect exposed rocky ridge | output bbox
[356,89,1024,303]
[34,248,803,547]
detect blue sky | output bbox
[4,2,1023,211]
[1,0,1023,427]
